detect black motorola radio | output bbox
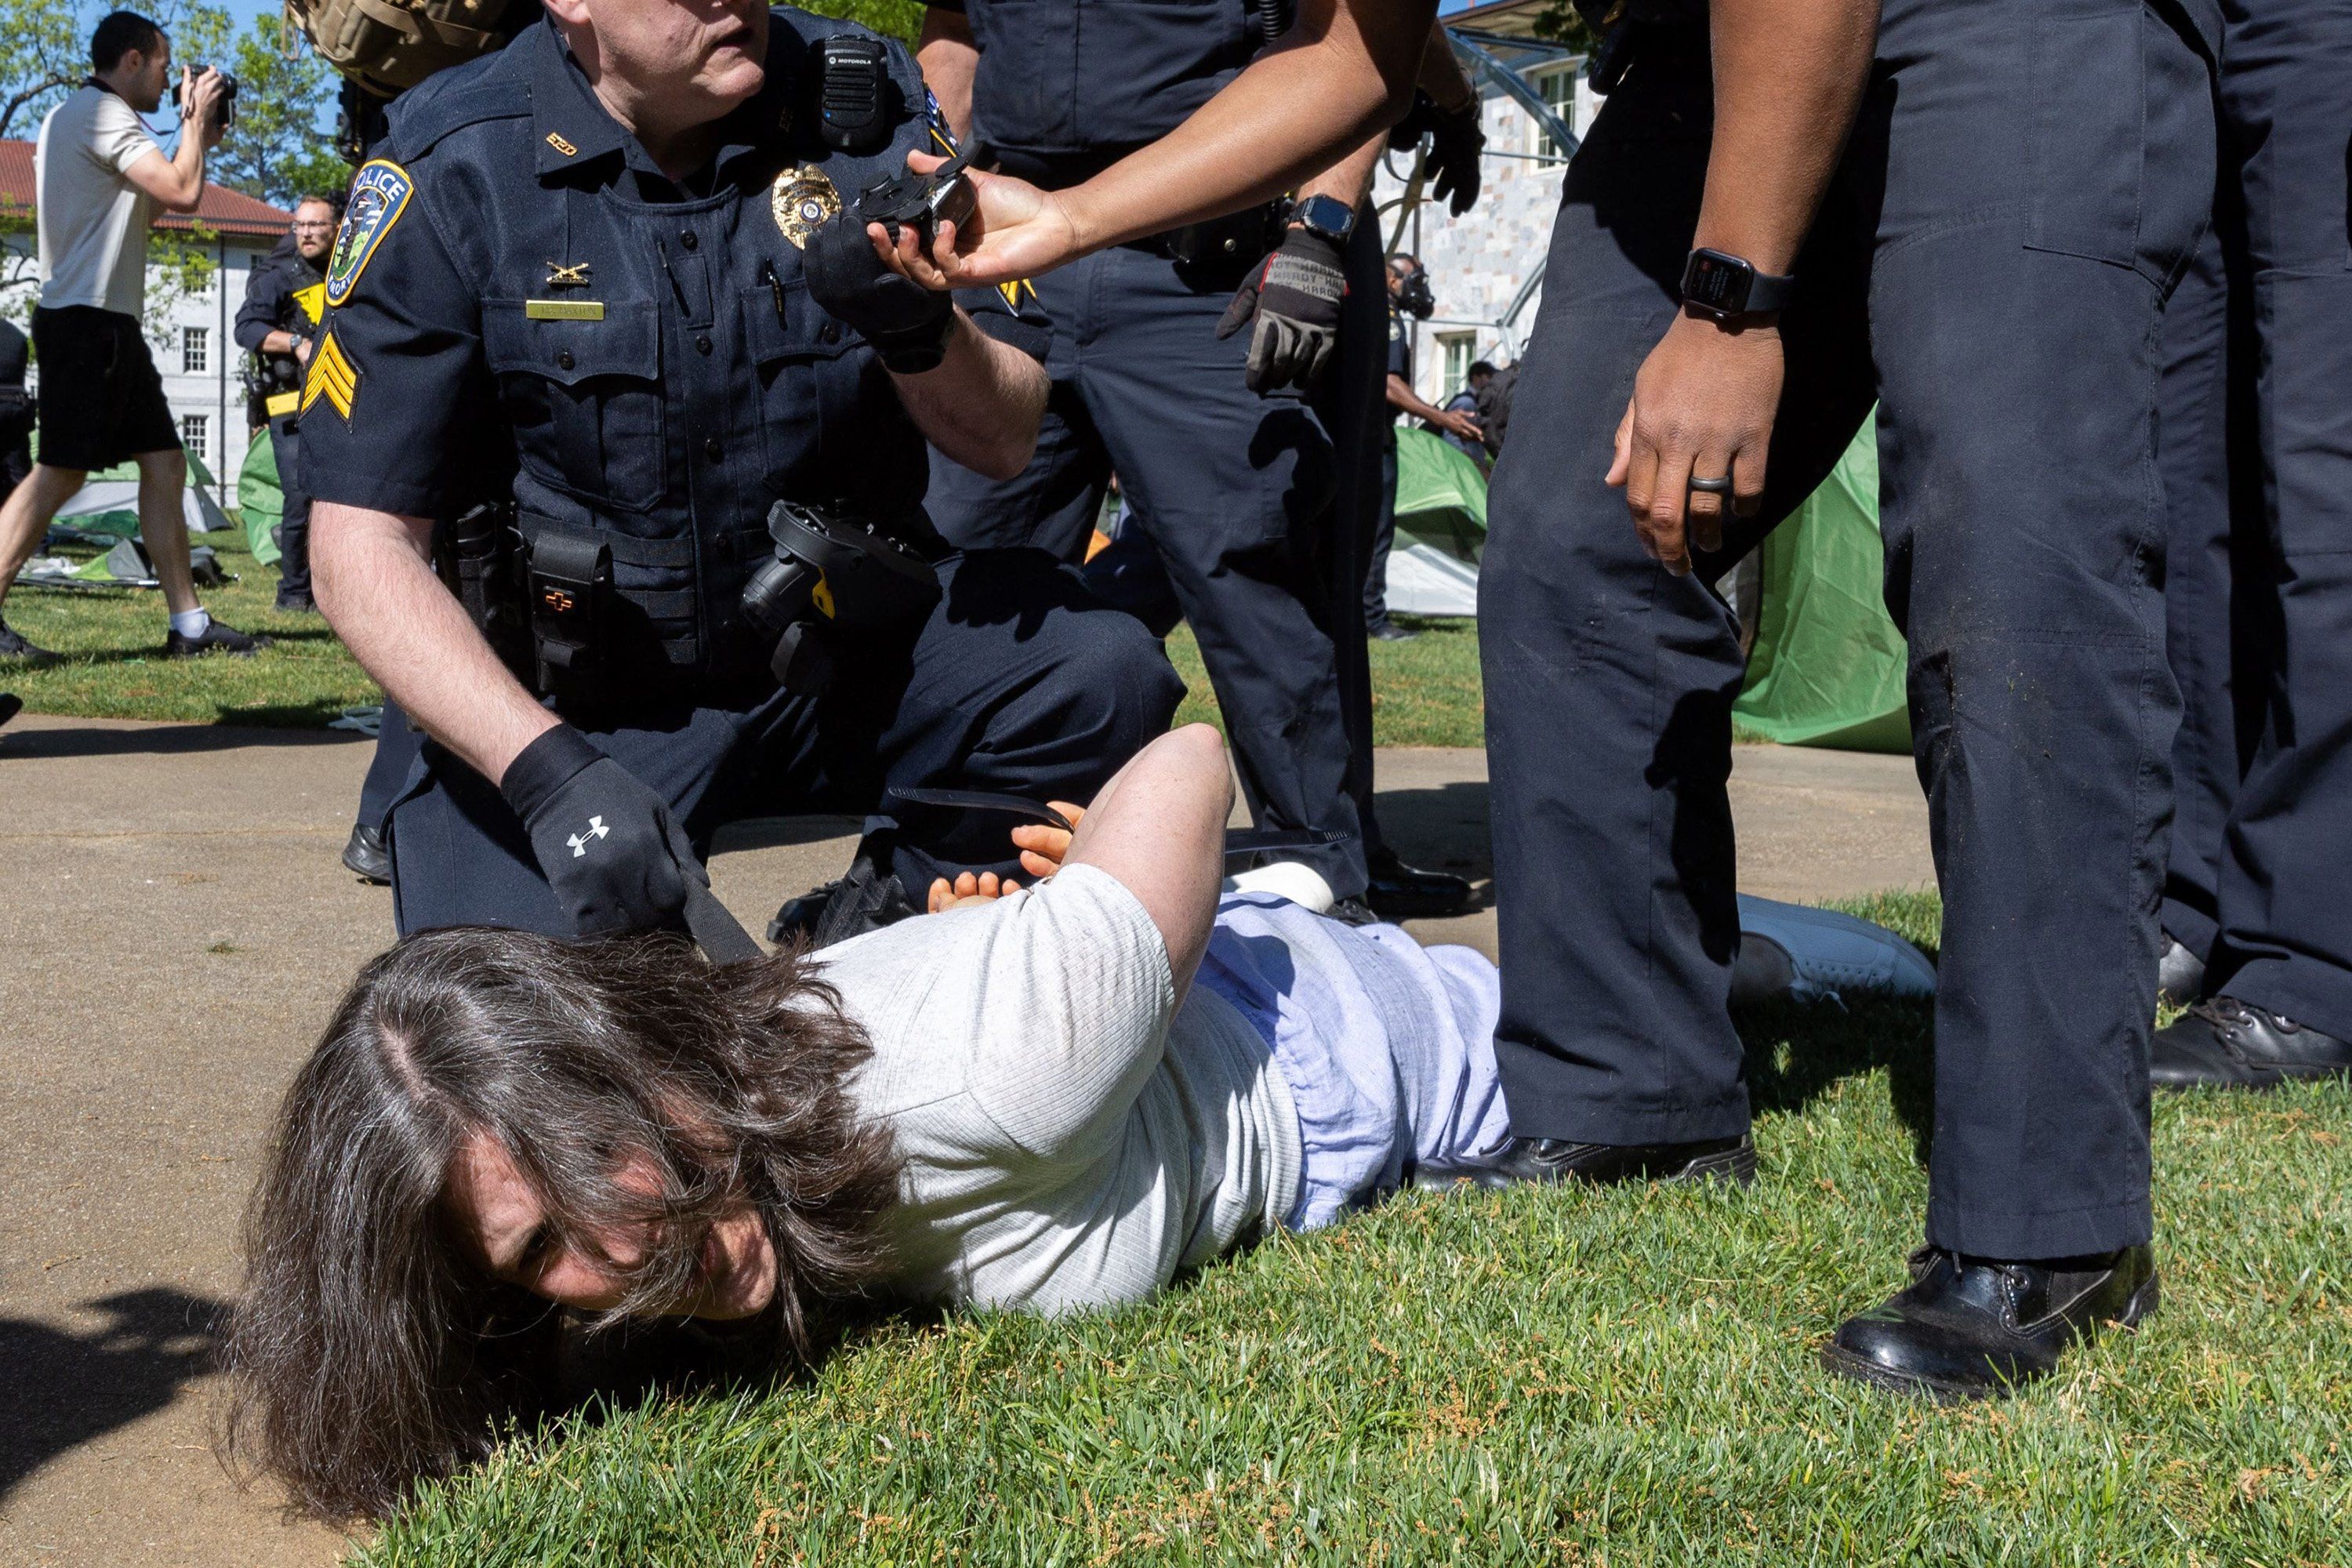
[816,35,894,152]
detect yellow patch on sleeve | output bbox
[301,331,359,422]
[291,282,327,325]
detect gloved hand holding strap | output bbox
[500,724,710,939]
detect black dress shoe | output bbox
[0,619,59,666]
[1414,1133,1755,1191]
[1370,622,1420,643]
[0,692,20,729]
[2151,996,2352,1091]
[165,619,272,659]
[2156,935,2206,1007]
[342,822,392,884]
[1821,1245,2157,1400]
[768,848,920,948]
[274,592,318,614]
[1365,846,1473,920]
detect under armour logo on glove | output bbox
[567,815,611,857]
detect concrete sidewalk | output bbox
[0,716,1930,1566]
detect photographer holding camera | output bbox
[303,0,1181,944]
[0,10,268,664]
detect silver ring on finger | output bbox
[1687,474,1734,497]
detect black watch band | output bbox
[1680,247,1796,321]
[1288,194,1357,245]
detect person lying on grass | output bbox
[222,724,1531,1519]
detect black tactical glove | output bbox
[500,724,706,938]
[802,216,956,375]
[1388,92,1486,216]
[1216,225,1348,395]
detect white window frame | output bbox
[181,324,209,375]
[180,412,209,464]
[1438,332,1478,401]
[1531,64,1578,160]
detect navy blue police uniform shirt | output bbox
[924,0,1262,180]
[299,10,987,684]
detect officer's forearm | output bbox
[1697,0,1878,276]
[1386,373,1443,423]
[311,500,559,786]
[1058,0,1434,253]
[1418,18,1474,112]
[917,9,980,143]
[1295,133,1385,213]
[891,310,1047,481]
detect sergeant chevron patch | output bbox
[301,331,358,422]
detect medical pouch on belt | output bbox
[383,13,937,695]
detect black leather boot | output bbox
[1821,1245,2157,1400]
[1365,845,1473,920]
[341,822,391,884]
[2156,935,2205,1007]
[1414,1133,1755,1191]
[2151,996,2352,1091]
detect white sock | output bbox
[169,608,211,639]
[1225,861,1338,913]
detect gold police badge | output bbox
[771,165,840,250]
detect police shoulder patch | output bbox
[325,160,415,308]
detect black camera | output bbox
[739,501,942,696]
[175,66,237,129]
[1396,268,1436,320]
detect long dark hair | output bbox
[217,927,901,1521]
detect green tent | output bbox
[1385,427,1488,616]
[1730,412,1911,752]
[238,431,284,566]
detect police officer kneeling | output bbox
[303,0,1181,940]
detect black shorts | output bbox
[31,305,180,472]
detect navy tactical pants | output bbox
[267,413,311,605]
[2154,216,2266,964]
[2180,0,2352,1038]
[387,551,1184,936]
[925,237,1377,899]
[1479,0,2213,1258]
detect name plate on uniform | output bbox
[524,299,606,321]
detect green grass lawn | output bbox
[2,526,380,725]
[4,539,1486,746]
[357,892,2352,1566]
[1167,615,1486,750]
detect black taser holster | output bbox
[437,501,532,668]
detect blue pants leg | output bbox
[2205,0,2352,1040]
[924,246,1373,898]
[388,554,1181,935]
[1482,0,2212,1256]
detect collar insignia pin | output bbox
[546,132,578,157]
[544,260,592,289]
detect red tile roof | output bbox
[0,136,296,239]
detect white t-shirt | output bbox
[818,864,1302,1316]
[35,87,162,317]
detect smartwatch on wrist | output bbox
[1679,247,1796,321]
[1288,194,1357,245]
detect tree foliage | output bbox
[210,13,347,208]
[800,0,924,46]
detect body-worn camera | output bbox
[739,500,942,696]
[855,150,980,245]
[174,66,237,129]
